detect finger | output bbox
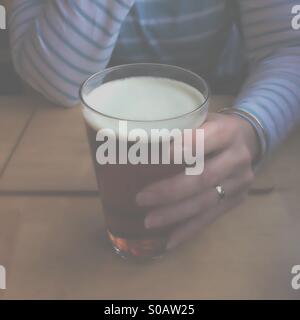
[166,193,247,250]
[145,171,252,229]
[201,113,233,155]
[172,114,229,157]
[199,145,253,192]
[137,145,251,207]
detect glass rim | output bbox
[79,63,210,123]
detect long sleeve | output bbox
[9,0,135,106]
[235,1,300,152]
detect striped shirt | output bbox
[8,0,300,152]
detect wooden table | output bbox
[0,95,299,299]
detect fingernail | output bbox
[136,192,157,206]
[145,215,161,229]
[166,239,177,251]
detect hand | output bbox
[136,113,260,250]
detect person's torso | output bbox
[1,0,246,95]
[111,0,246,93]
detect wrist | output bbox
[234,115,261,164]
[218,108,268,168]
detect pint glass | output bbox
[80,64,209,260]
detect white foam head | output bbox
[82,77,208,135]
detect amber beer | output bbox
[80,64,209,259]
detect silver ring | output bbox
[215,185,225,201]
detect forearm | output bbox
[234,47,300,153]
[235,1,300,153]
[9,0,135,106]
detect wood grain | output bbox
[0,97,35,175]
[0,95,299,299]
[0,190,299,299]
[0,100,97,192]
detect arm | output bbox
[9,0,135,106]
[234,0,300,153]
[134,1,300,249]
